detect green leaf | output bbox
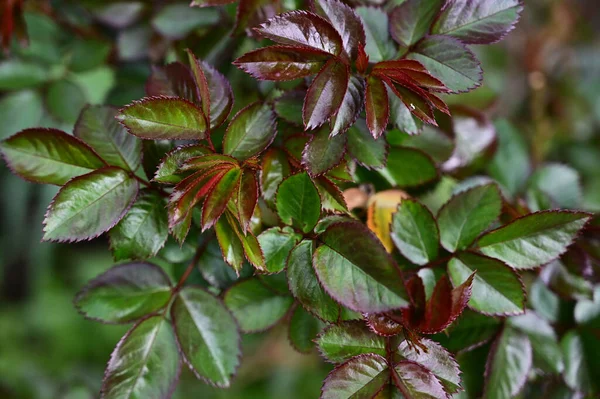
[109,191,169,261]
[43,167,139,242]
[258,227,302,273]
[46,79,88,124]
[528,164,582,210]
[392,361,447,399]
[314,221,409,313]
[197,239,238,291]
[477,211,591,269]
[215,215,246,273]
[433,310,501,353]
[507,311,564,374]
[347,120,388,169]
[224,278,293,333]
[74,262,172,323]
[223,102,277,161]
[287,240,342,322]
[274,92,304,125]
[448,252,525,315]
[380,146,438,188]
[0,128,107,185]
[171,287,240,387]
[260,148,291,209]
[74,105,142,172]
[437,184,502,252]
[102,316,180,399]
[276,172,321,233]
[154,145,212,184]
[391,199,439,265]
[356,7,396,63]
[222,211,266,272]
[389,0,444,46]
[302,126,347,176]
[487,120,530,198]
[0,59,51,90]
[322,354,389,399]
[152,4,219,39]
[483,326,532,399]
[316,321,386,363]
[288,306,321,353]
[117,96,207,140]
[0,90,44,140]
[561,330,600,395]
[574,286,600,328]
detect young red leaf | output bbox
[330,75,365,136]
[145,62,201,104]
[312,0,366,59]
[236,170,259,233]
[180,154,238,173]
[302,126,346,177]
[385,80,437,126]
[201,167,242,231]
[186,49,211,124]
[255,10,343,55]
[365,75,389,138]
[355,43,369,75]
[303,58,349,130]
[234,45,330,81]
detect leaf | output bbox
[381,147,438,188]
[146,62,200,104]
[74,105,142,172]
[476,211,591,269]
[390,199,439,265]
[303,59,349,130]
[223,211,266,271]
[392,361,447,399]
[117,96,207,140]
[46,79,88,124]
[314,221,409,313]
[152,4,219,39]
[43,167,139,242]
[274,91,305,125]
[528,164,582,210]
[154,145,212,184]
[355,7,395,63]
[288,306,321,353]
[223,102,277,161]
[487,119,531,198]
[389,0,444,47]
[433,310,500,353]
[276,172,322,233]
[313,0,366,59]
[260,148,291,209]
[287,240,342,322]
[365,75,389,139]
[197,239,238,291]
[171,287,240,387]
[215,216,246,274]
[330,75,365,137]
[483,326,532,399]
[321,354,390,399]
[258,227,302,273]
[437,184,502,252]
[256,10,343,55]
[408,35,482,93]
[561,330,600,395]
[201,167,242,230]
[397,338,462,395]
[347,119,387,169]
[234,46,330,81]
[0,128,106,185]
[317,322,386,363]
[575,286,600,328]
[196,60,234,130]
[109,191,169,261]
[388,89,422,135]
[315,176,349,213]
[0,59,51,90]
[367,190,411,253]
[236,170,259,232]
[75,263,172,324]
[432,0,524,44]
[448,252,525,315]
[101,316,180,399]
[224,278,293,333]
[302,126,347,176]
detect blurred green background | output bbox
[1,0,600,398]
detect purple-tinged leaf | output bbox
[303,58,350,130]
[365,313,403,337]
[201,167,242,231]
[321,354,389,399]
[237,170,259,232]
[180,154,239,173]
[385,79,437,126]
[145,62,200,104]
[74,105,142,172]
[365,75,389,139]
[234,45,330,81]
[302,126,347,177]
[330,75,365,136]
[223,102,277,161]
[314,176,349,213]
[117,96,207,140]
[43,167,139,242]
[256,10,343,55]
[347,119,387,169]
[432,0,524,44]
[392,361,447,399]
[388,88,422,135]
[75,262,172,324]
[317,322,386,363]
[356,43,369,75]
[389,0,444,47]
[408,35,482,93]
[313,0,366,59]
[101,316,180,399]
[234,0,280,35]
[0,128,106,186]
[260,148,291,209]
[154,145,212,184]
[186,49,211,126]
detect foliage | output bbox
[1,0,600,399]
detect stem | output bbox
[206,134,216,152]
[172,235,213,295]
[132,174,169,198]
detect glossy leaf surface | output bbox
[258,227,302,273]
[276,172,321,233]
[317,322,386,363]
[321,354,389,399]
[223,102,277,161]
[303,59,349,130]
[391,199,439,265]
[302,126,346,176]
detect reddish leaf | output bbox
[330,75,365,136]
[256,10,344,55]
[234,45,330,81]
[312,0,366,59]
[374,62,449,93]
[201,167,242,231]
[145,62,200,104]
[302,126,347,177]
[392,361,448,399]
[365,75,389,138]
[365,313,403,337]
[356,43,369,75]
[234,0,280,35]
[303,58,349,130]
[385,80,437,126]
[180,154,238,173]
[237,170,259,232]
[186,49,211,125]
